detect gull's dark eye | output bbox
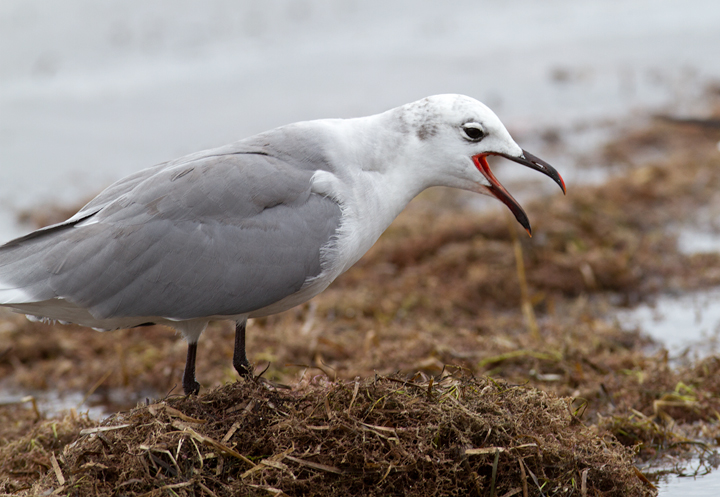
[462,124,485,141]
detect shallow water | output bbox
[662,473,720,497]
[0,390,107,420]
[651,456,720,497]
[618,284,720,496]
[618,288,720,360]
[678,230,720,256]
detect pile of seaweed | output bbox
[1,374,650,496]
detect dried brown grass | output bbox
[8,375,649,496]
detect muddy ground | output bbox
[2,91,720,495]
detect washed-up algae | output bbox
[2,375,649,496]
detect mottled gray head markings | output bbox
[416,122,439,141]
[404,97,441,141]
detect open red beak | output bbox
[472,150,566,236]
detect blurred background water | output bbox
[2,0,720,242]
[2,2,720,493]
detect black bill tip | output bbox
[499,150,566,194]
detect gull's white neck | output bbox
[310,112,431,275]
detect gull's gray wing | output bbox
[0,151,341,320]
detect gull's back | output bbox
[0,125,344,330]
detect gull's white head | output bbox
[388,94,566,235]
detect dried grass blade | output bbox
[465,447,507,456]
[225,399,254,415]
[377,464,394,484]
[164,405,207,423]
[511,443,538,451]
[180,425,255,468]
[221,401,255,444]
[241,446,294,479]
[50,453,65,486]
[522,461,545,497]
[347,379,360,413]
[581,467,589,497]
[189,437,204,469]
[324,394,334,420]
[518,458,528,497]
[306,425,331,430]
[261,459,289,471]
[79,461,110,471]
[197,481,218,497]
[215,456,224,477]
[77,369,113,409]
[79,424,131,435]
[19,396,41,421]
[285,455,344,474]
[246,484,290,496]
[360,422,397,434]
[116,478,144,489]
[148,403,206,424]
[138,480,193,497]
[490,447,500,497]
[507,213,539,340]
[221,420,243,444]
[633,466,657,490]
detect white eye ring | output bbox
[462,123,485,141]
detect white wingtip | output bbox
[26,314,53,324]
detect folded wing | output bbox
[0,151,341,323]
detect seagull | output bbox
[0,94,565,395]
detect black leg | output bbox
[182,342,201,395]
[233,321,252,378]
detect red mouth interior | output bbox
[472,154,531,236]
